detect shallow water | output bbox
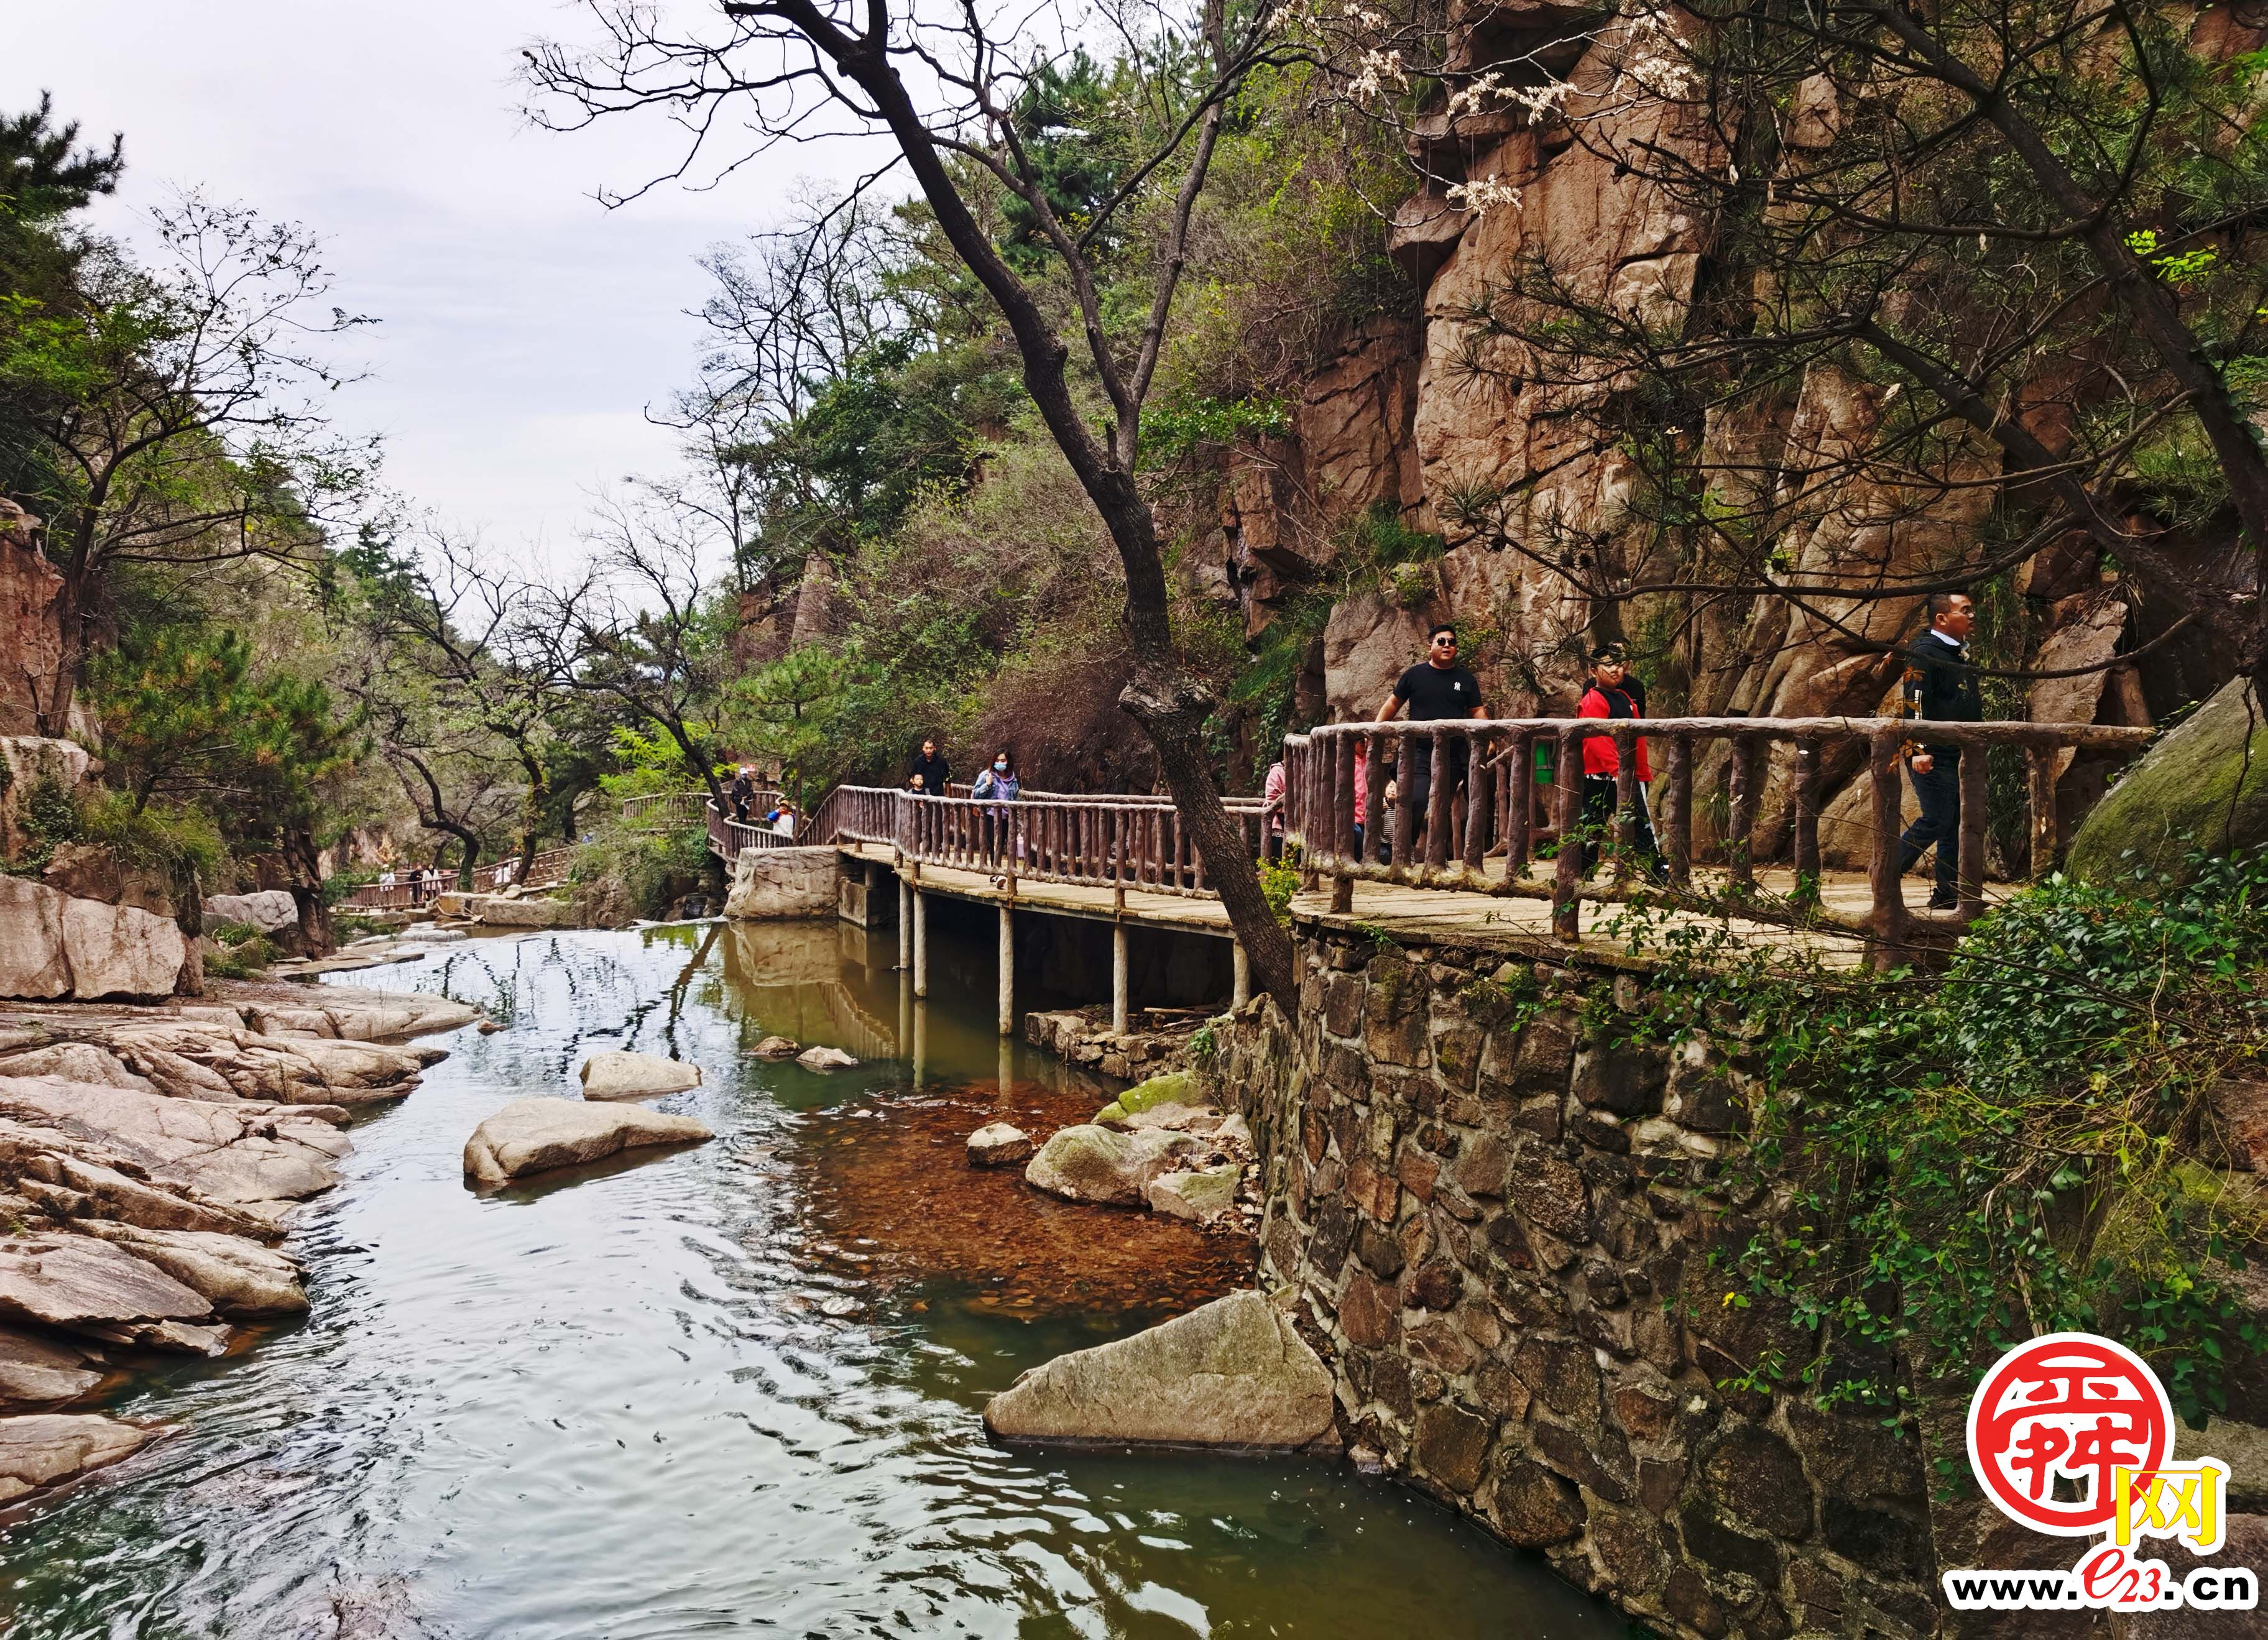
[0,919,1621,1638]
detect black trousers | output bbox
[1579,775,1664,877]
[1898,752,1961,900]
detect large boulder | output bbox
[2068,678,2268,887]
[984,1289,1339,1450]
[463,1098,712,1183]
[1024,1125,1199,1206]
[0,877,187,1000]
[723,846,842,920]
[70,1222,305,1319]
[201,890,300,936]
[578,1051,703,1100]
[0,1412,152,1504]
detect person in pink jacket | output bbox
[1261,760,1288,862]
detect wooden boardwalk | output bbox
[840,842,1998,970]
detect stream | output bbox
[0,918,1622,1638]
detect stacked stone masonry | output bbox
[1203,928,1935,1640]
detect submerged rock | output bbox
[1144,1163,1243,1223]
[966,1123,1033,1168]
[579,1051,703,1100]
[1025,1125,1197,1206]
[984,1289,1338,1450]
[463,1099,711,1183]
[797,1046,859,1070]
[0,1412,152,1504]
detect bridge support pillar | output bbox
[997,905,1015,1036]
[898,878,912,970]
[1111,923,1129,1036]
[913,888,929,998]
[1232,941,1250,1011]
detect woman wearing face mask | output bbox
[970,749,1021,876]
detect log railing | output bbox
[624,790,763,831]
[341,845,578,910]
[720,786,1270,896]
[706,802,808,864]
[1278,716,2154,959]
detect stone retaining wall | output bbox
[1203,927,1935,1640]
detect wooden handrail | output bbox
[1279,715,2155,964]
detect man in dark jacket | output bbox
[908,737,949,799]
[1896,591,1982,909]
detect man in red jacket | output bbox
[1577,647,1668,881]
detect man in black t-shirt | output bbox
[1375,623,1485,854]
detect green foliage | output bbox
[1607,851,2268,1424]
[1258,855,1301,924]
[998,51,1129,273]
[0,95,123,221]
[571,823,712,920]
[1140,392,1293,469]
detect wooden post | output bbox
[1792,738,1822,889]
[1552,726,1584,940]
[1506,730,1533,881]
[898,875,912,970]
[2027,744,2058,879]
[1462,733,1491,874]
[997,904,1015,1036]
[1112,921,1129,1035]
[1728,734,1759,895]
[1662,735,1692,888]
[1331,732,1353,865]
[1330,874,1353,913]
[1424,727,1452,870]
[1613,724,1639,880]
[913,885,929,999]
[1232,941,1250,1010]
[1391,732,1415,873]
[1959,744,1988,919]
[911,994,928,1088]
[1868,729,1908,968]
[898,966,912,1064]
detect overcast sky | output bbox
[5,2,865,568]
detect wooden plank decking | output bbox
[838,842,2008,968]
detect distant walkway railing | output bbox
[339,844,576,910]
[709,787,1270,895]
[620,790,731,831]
[1279,716,2152,951]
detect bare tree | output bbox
[540,488,736,811]
[525,0,1304,1001]
[344,525,568,883]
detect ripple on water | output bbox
[0,923,1623,1639]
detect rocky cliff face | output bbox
[0,502,64,739]
[1174,7,2192,855]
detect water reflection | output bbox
[0,921,1621,1639]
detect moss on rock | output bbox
[2067,680,2268,887]
[1094,1069,1197,1125]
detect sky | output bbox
[4,1,869,569]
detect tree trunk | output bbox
[283,825,331,956]
[822,27,1298,1002]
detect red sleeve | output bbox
[1577,688,1608,719]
